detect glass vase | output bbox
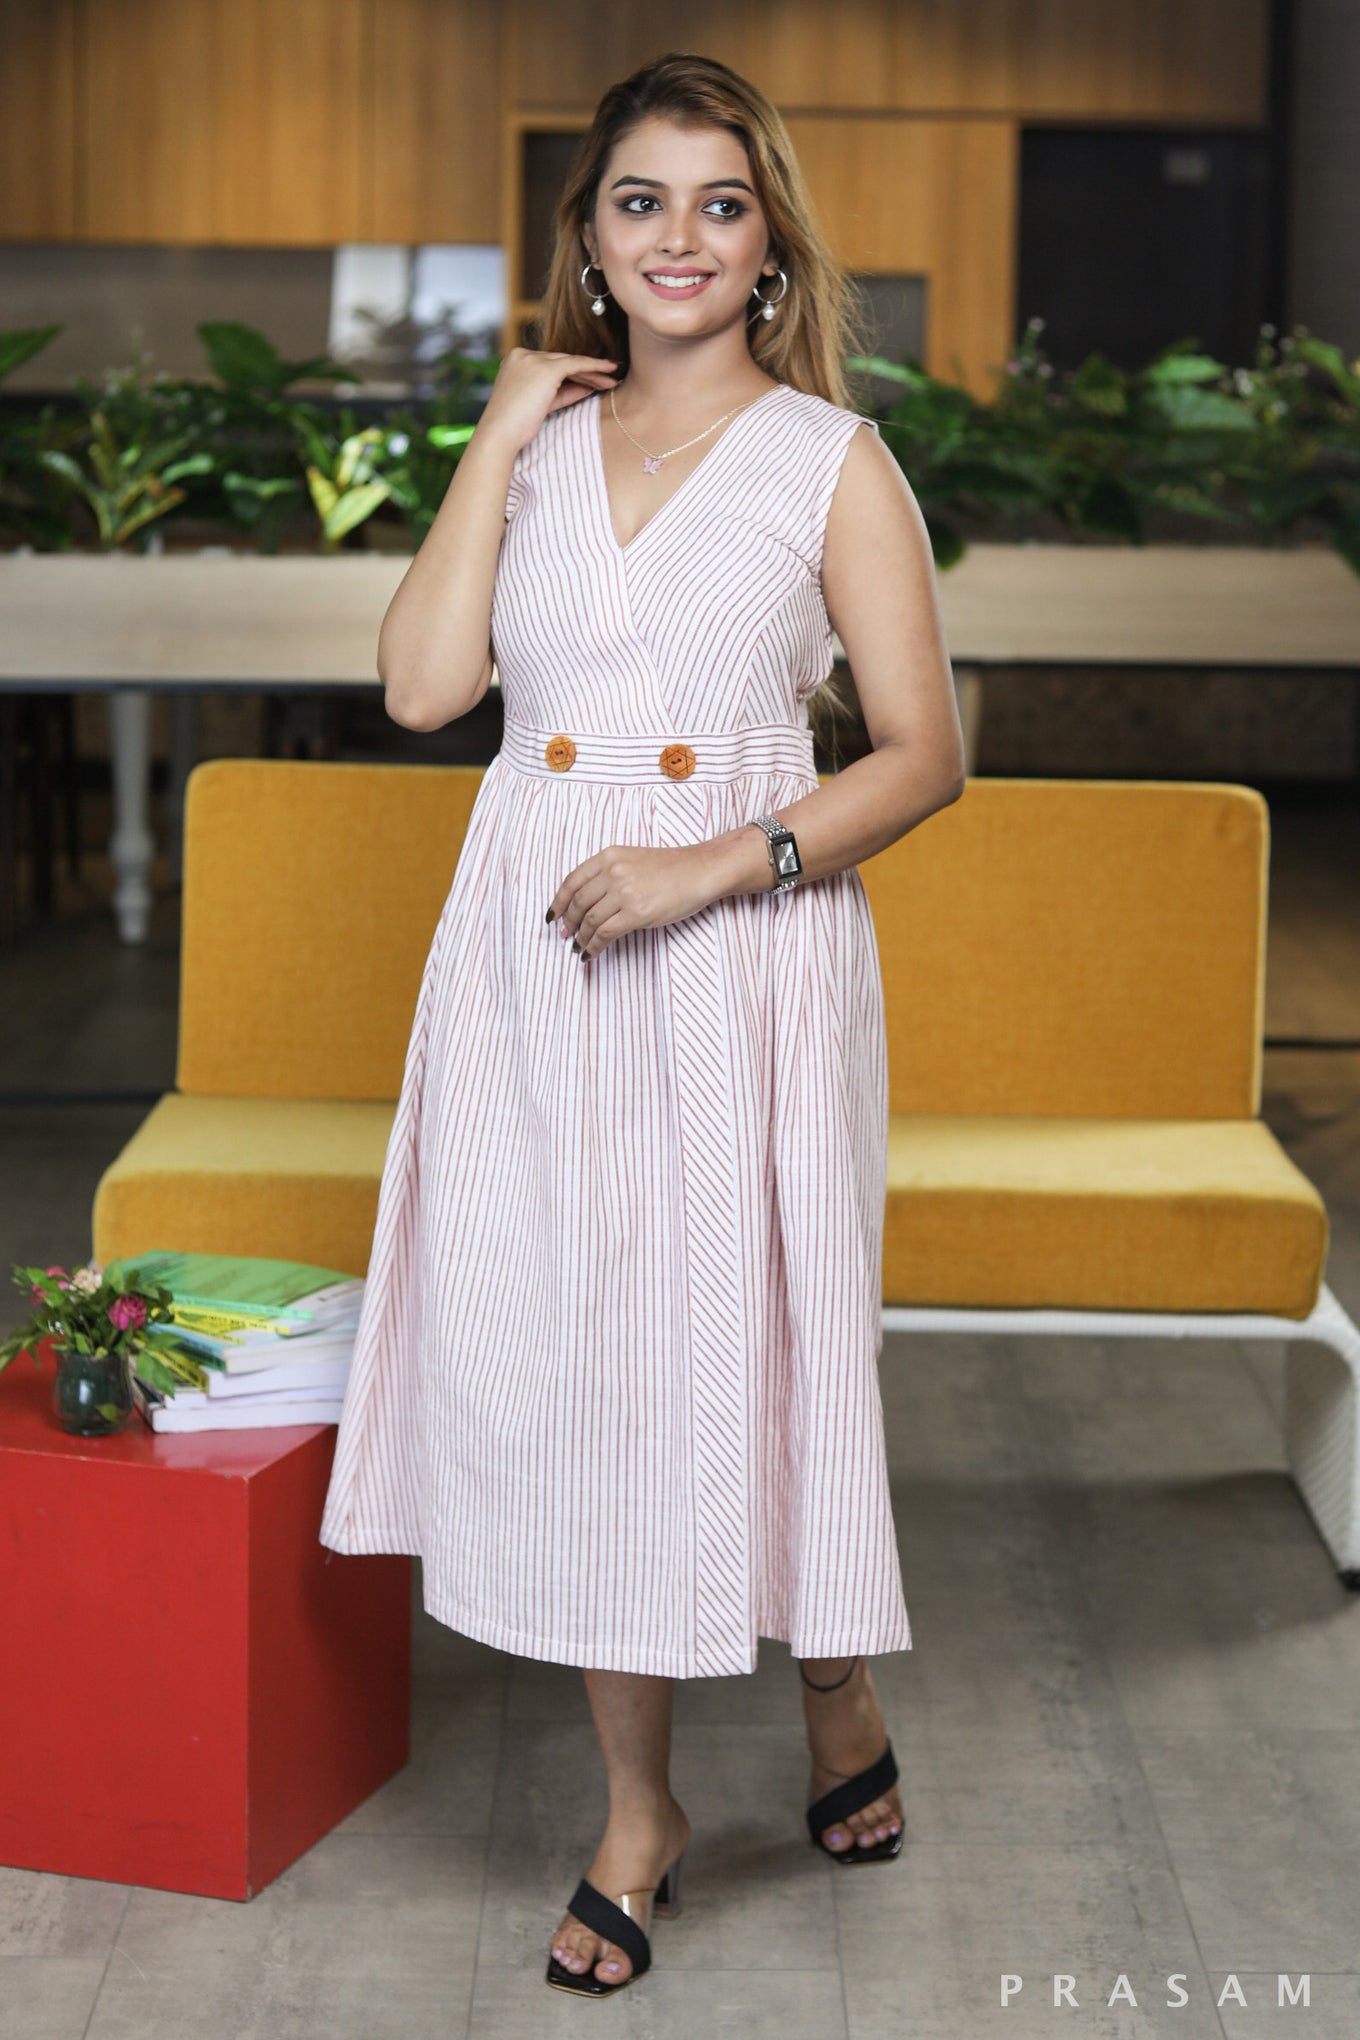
[52,1345,134,1436]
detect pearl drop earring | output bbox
[581,260,611,316]
[751,267,789,322]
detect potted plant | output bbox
[848,317,1360,571]
[1,1259,208,1436]
[18,338,229,557]
[3,314,1358,942]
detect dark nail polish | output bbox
[545,908,554,923]
[571,938,581,954]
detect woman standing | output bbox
[319,49,963,1998]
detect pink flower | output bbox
[109,1294,148,1332]
[45,1265,71,1287]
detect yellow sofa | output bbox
[860,778,1326,1319]
[93,759,1357,1580]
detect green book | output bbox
[113,1249,364,1341]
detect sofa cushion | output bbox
[176,759,482,1101]
[883,1113,1327,1319]
[860,780,1267,1120]
[94,1095,1327,1324]
[93,1093,396,1276]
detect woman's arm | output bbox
[698,423,966,897]
[376,424,520,731]
[379,347,620,731]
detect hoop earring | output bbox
[580,261,612,316]
[750,267,789,322]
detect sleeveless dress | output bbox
[318,380,913,1678]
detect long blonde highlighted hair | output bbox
[532,50,871,756]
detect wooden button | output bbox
[544,734,576,771]
[659,742,696,780]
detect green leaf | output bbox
[293,414,334,472]
[138,434,194,474]
[1146,386,1255,432]
[334,427,383,491]
[35,449,88,492]
[222,471,298,503]
[844,354,935,389]
[132,1351,177,1394]
[198,320,285,393]
[1292,335,1360,407]
[306,466,339,520]
[323,479,391,541]
[276,352,349,389]
[1070,355,1130,418]
[160,452,216,484]
[1151,480,1230,519]
[114,488,185,545]
[1145,351,1229,385]
[0,324,64,380]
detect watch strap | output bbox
[748,812,802,892]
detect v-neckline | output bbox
[592,383,787,556]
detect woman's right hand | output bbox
[476,346,621,456]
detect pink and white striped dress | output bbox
[318,379,912,1678]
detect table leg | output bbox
[107,688,154,945]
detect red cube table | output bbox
[0,1339,411,1899]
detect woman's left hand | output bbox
[548,843,729,959]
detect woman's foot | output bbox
[550,1795,690,1987]
[800,1654,903,1854]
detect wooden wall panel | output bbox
[210,0,365,244]
[787,116,1019,395]
[77,0,218,241]
[1,0,1270,253]
[744,0,1025,116]
[368,0,501,242]
[506,0,1267,122]
[0,0,76,237]
[74,0,364,243]
[1011,0,1266,120]
[503,0,750,116]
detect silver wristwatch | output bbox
[748,812,803,892]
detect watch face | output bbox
[773,835,801,878]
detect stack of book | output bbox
[128,1250,365,1433]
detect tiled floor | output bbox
[2,784,1358,2038]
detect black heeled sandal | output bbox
[544,1848,685,1997]
[801,1654,904,1866]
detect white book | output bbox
[205,1356,352,1399]
[131,1373,343,1432]
[215,1329,360,1375]
[136,1392,346,1432]
[174,1376,348,1406]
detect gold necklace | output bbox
[609,383,773,474]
